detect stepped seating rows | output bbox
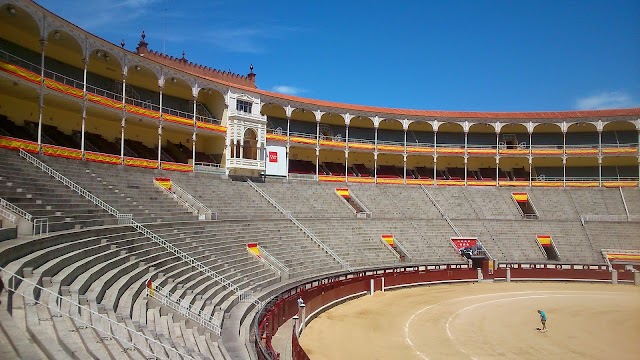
[621,188,640,215]
[461,187,522,220]
[170,174,285,220]
[0,116,36,141]
[568,188,627,217]
[0,149,116,231]
[257,181,353,219]
[349,184,442,220]
[427,186,481,219]
[529,188,581,221]
[586,222,640,251]
[39,156,198,224]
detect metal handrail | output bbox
[19,150,120,216]
[153,179,199,215]
[20,150,259,306]
[248,247,281,276]
[171,182,213,218]
[0,267,193,360]
[257,245,290,273]
[420,185,462,237]
[0,207,16,224]
[0,197,32,221]
[246,180,353,272]
[378,237,400,260]
[147,284,221,335]
[393,238,412,261]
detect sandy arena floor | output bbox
[297,282,640,360]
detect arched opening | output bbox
[243,128,258,160]
[197,87,225,123]
[566,157,599,182]
[566,122,598,149]
[602,156,638,181]
[86,48,124,98]
[161,74,193,119]
[468,123,496,155]
[261,103,287,135]
[320,113,345,142]
[407,120,434,146]
[289,108,317,139]
[532,157,563,183]
[0,3,41,54]
[602,120,637,148]
[126,63,160,111]
[377,118,404,145]
[349,116,374,145]
[531,123,563,156]
[436,122,464,156]
[499,123,529,150]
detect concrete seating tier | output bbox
[568,188,627,217]
[621,188,640,215]
[0,149,116,231]
[167,174,286,220]
[257,181,354,219]
[39,155,198,224]
[350,184,442,220]
[585,222,640,252]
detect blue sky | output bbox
[35,0,640,112]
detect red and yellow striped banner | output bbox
[127,104,161,119]
[347,142,375,151]
[565,181,599,188]
[437,147,465,155]
[466,180,497,186]
[406,178,434,185]
[320,139,346,148]
[163,114,194,127]
[437,179,466,186]
[565,148,598,155]
[468,148,496,155]
[499,149,529,155]
[377,144,404,153]
[154,177,172,190]
[196,121,227,134]
[85,151,121,165]
[606,253,640,261]
[87,93,123,110]
[602,147,638,155]
[0,60,42,84]
[377,178,405,185]
[318,175,346,182]
[345,176,375,183]
[45,79,84,99]
[405,147,434,154]
[335,188,350,198]
[161,162,193,172]
[247,243,260,257]
[499,181,529,187]
[537,235,552,247]
[603,181,639,188]
[531,181,563,187]
[531,148,563,155]
[125,157,159,169]
[289,136,316,145]
[512,192,528,202]
[381,234,395,246]
[0,136,40,153]
[266,133,287,142]
[42,144,82,160]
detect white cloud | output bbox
[271,85,307,96]
[575,91,638,110]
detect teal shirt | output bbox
[539,311,547,321]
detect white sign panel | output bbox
[265,145,287,176]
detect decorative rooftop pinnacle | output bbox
[136,30,149,55]
[121,39,125,48]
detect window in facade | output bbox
[236,100,252,114]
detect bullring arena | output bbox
[0,1,639,360]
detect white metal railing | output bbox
[246,180,353,272]
[0,207,16,224]
[0,197,32,222]
[394,238,412,261]
[258,245,289,274]
[0,267,192,360]
[378,237,400,260]
[117,213,133,225]
[153,179,199,215]
[619,187,630,219]
[20,150,120,216]
[147,284,221,335]
[20,149,259,306]
[421,185,462,237]
[246,180,291,216]
[248,247,281,276]
[32,218,48,236]
[171,182,214,220]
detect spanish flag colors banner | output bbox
[381,234,395,247]
[85,151,122,165]
[161,162,193,172]
[512,192,529,203]
[537,235,552,247]
[42,144,82,160]
[335,188,350,198]
[125,157,159,169]
[146,278,154,297]
[0,136,40,153]
[247,243,260,257]
[155,177,172,190]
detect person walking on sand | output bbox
[537,309,547,332]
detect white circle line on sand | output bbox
[403,290,628,360]
[444,293,622,360]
